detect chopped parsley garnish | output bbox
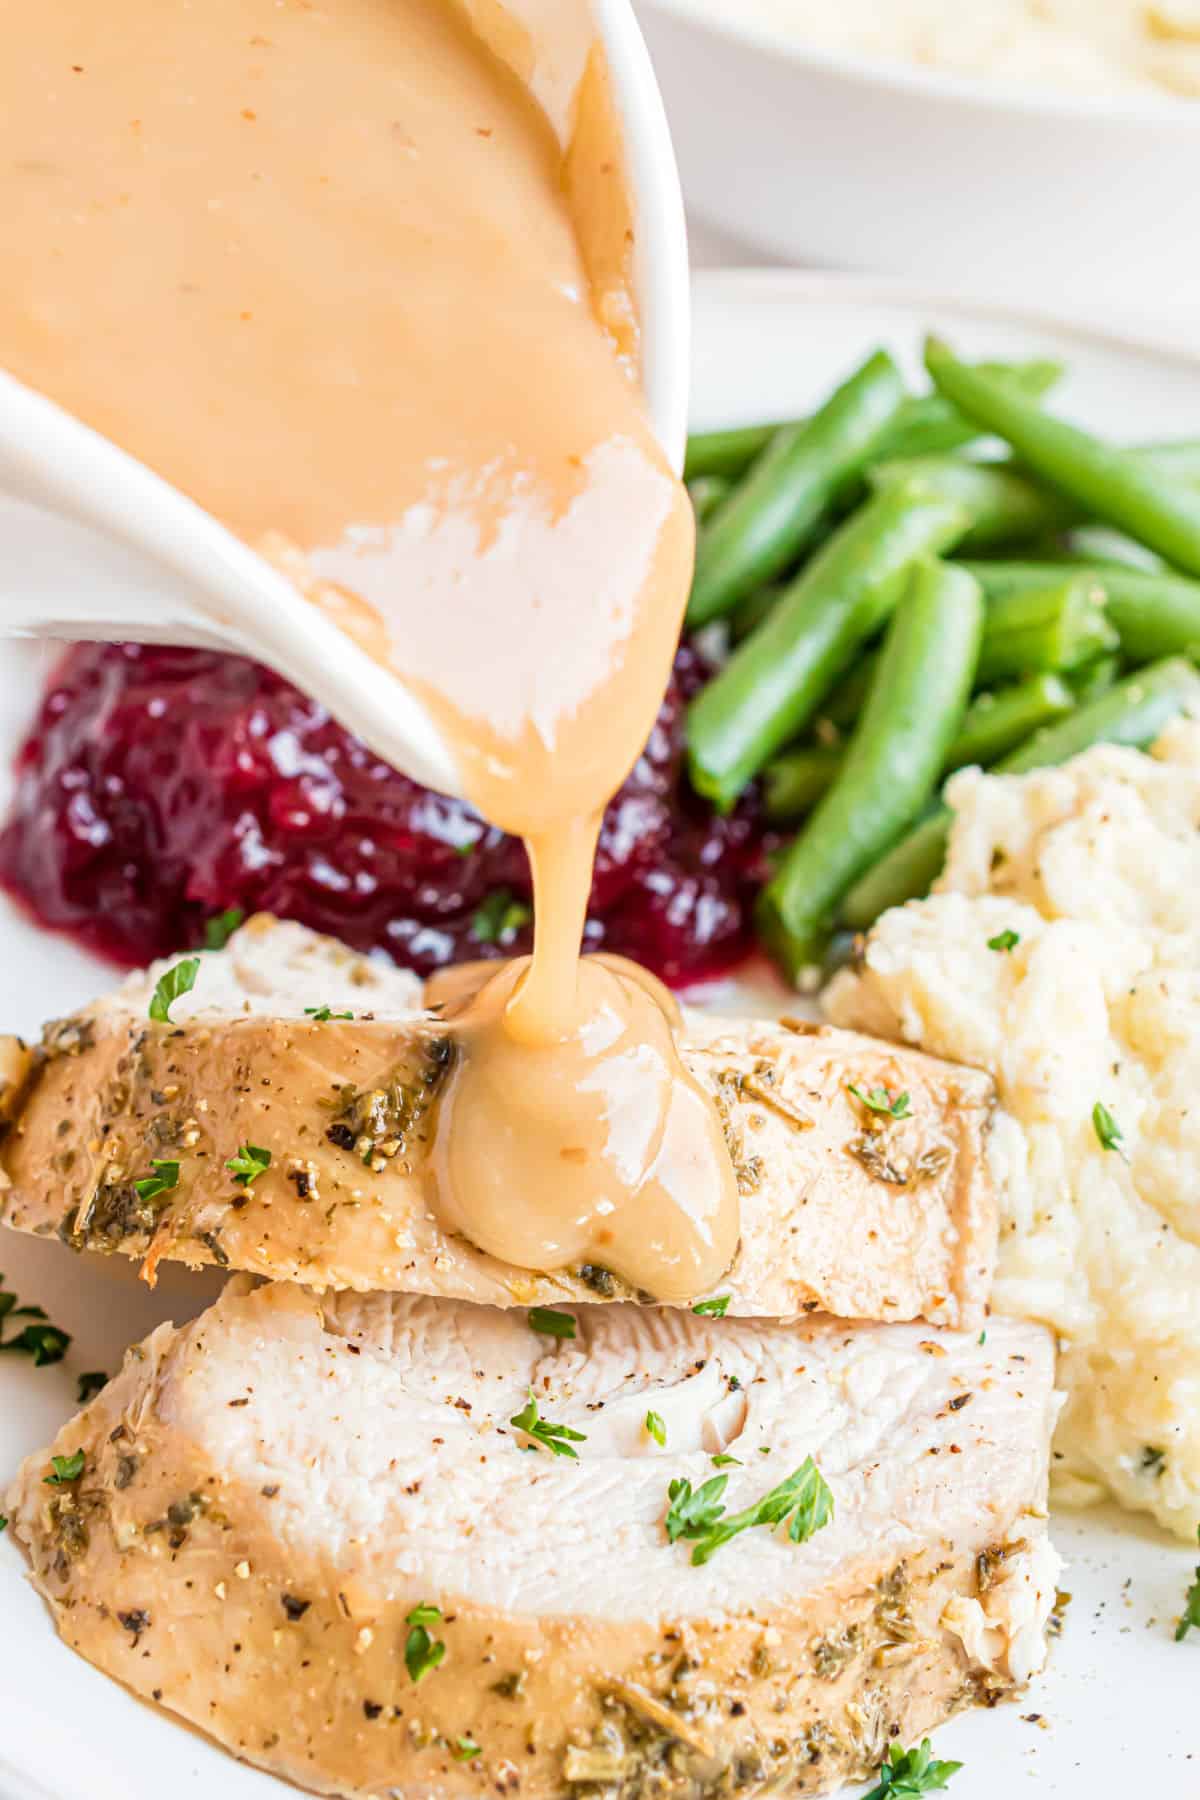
[0,1319,70,1366]
[692,1295,730,1318]
[664,1456,833,1566]
[134,1159,180,1203]
[711,1453,742,1468]
[1176,1529,1200,1643]
[148,957,200,1023]
[203,908,244,951]
[0,1515,7,1533]
[0,1274,70,1366]
[404,1603,447,1683]
[987,929,1020,953]
[304,1004,354,1022]
[472,888,532,946]
[528,1308,576,1340]
[978,1330,987,1346]
[44,1451,85,1487]
[1092,1101,1127,1158]
[406,1601,443,1628]
[848,1083,911,1120]
[644,1410,666,1448]
[77,1372,108,1405]
[452,1736,482,1762]
[1142,1445,1166,1476]
[664,1473,727,1543]
[862,1739,962,1799]
[226,1144,272,1185]
[509,1390,586,1458]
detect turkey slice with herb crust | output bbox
[8,1281,1060,1800]
[0,915,996,1324]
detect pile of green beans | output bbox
[688,484,967,811]
[757,560,983,979]
[687,350,907,627]
[683,357,1064,482]
[763,672,1076,824]
[678,337,1200,981]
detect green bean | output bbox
[1068,654,1121,706]
[687,475,731,525]
[840,656,1200,930]
[730,583,785,643]
[832,371,1067,516]
[687,485,967,812]
[684,422,777,482]
[959,560,1200,662]
[925,339,1200,578]
[687,350,906,627]
[944,672,1076,771]
[1103,573,1200,660]
[838,812,954,934]
[869,455,1079,552]
[874,359,1064,460]
[803,579,1097,745]
[975,576,1117,684]
[682,359,1063,485]
[999,659,1200,767]
[762,745,843,820]
[757,560,983,978]
[747,537,1067,697]
[822,577,1109,739]
[819,653,878,730]
[1043,524,1166,572]
[834,644,1079,756]
[957,559,1117,600]
[765,672,1075,822]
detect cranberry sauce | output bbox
[0,642,771,988]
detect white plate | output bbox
[2,272,1200,1797]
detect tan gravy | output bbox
[0,0,739,1298]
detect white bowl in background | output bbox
[638,0,1200,303]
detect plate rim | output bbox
[690,265,1200,374]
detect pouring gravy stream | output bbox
[0,0,739,1299]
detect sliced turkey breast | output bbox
[8,1281,1059,1800]
[0,916,996,1325]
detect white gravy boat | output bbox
[0,0,689,800]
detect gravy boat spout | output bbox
[0,0,688,803]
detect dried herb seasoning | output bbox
[326,1036,455,1170]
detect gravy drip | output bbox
[0,0,739,1297]
[428,955,739,1301]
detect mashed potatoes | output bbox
[826,720,1200,1540]
[702,0,1200,99]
